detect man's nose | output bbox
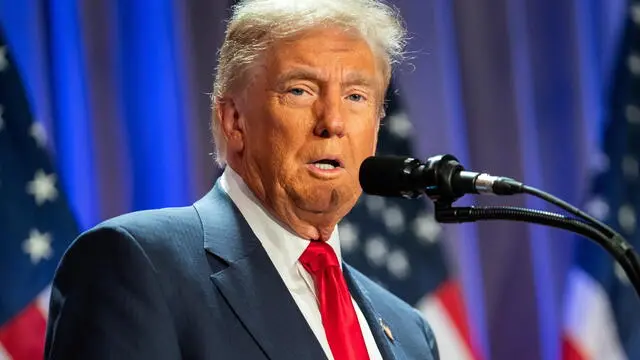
[313,95,345,138]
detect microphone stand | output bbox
[433,189,640,300]
[359,153,640,298]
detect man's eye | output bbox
[289,88,306,96]
[348,94,364,102]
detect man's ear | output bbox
[216,96,245,154]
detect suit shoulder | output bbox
[65,205,204,266]
[93,205,202,245]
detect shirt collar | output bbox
[219,166,342,269]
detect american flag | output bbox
[0,31,78,359]
[563,1,640,359]
[341,82,481,360]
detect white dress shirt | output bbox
[220,166,383,360]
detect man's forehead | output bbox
[268,28,373,60]
[274,65,377,85]
[266,36,381,79]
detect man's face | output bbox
[224,27,385,239]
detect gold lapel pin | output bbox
[379,318,394,342]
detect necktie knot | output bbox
[299,240,340,273]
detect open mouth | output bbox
[310,158,343,170]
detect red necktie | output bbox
[299,241,371,360]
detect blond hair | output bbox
[211,0,407,166]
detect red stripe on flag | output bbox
[434,280,483,360]
[562,334,588,360]
[0,302,47,360]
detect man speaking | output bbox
[44,0,440,359]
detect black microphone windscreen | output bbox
[359,156,418,197]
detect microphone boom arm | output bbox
[435,202,640,299]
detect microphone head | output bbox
[359,156,424,198]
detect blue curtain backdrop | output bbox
[0,0,628,359]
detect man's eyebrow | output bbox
[342,72,375,88]
[275,67,323,84]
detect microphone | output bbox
[359,154,524,202]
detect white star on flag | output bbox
[626,104,640,124]
[413,212,442,244]
[30,122,48,147]
[618,204,637,234]
[382,205,405,234]
[339,220,360,253]
[365,196,386,215]
[585,196,610,221]
[365,235,388,267]
[633,4,640,25]
[22,229,53,264]
[0,46,7,72]
[26,169,58,205]
[388,112,413,139]
[629,53,640,75]
[386,249,411,279]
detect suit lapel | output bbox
[194,183,327,360]
[210,250,328,360]
[343,264,405,360]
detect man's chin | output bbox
[298,189,359,216]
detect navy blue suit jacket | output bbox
[44,182,439,359]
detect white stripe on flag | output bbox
[0,343,11,360]
[36,286,52,318]
[417,294,474,360]
[564,268,627,360]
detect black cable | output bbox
[520,185,640,284]
[521,185,617,238]
[435,205,640,300]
